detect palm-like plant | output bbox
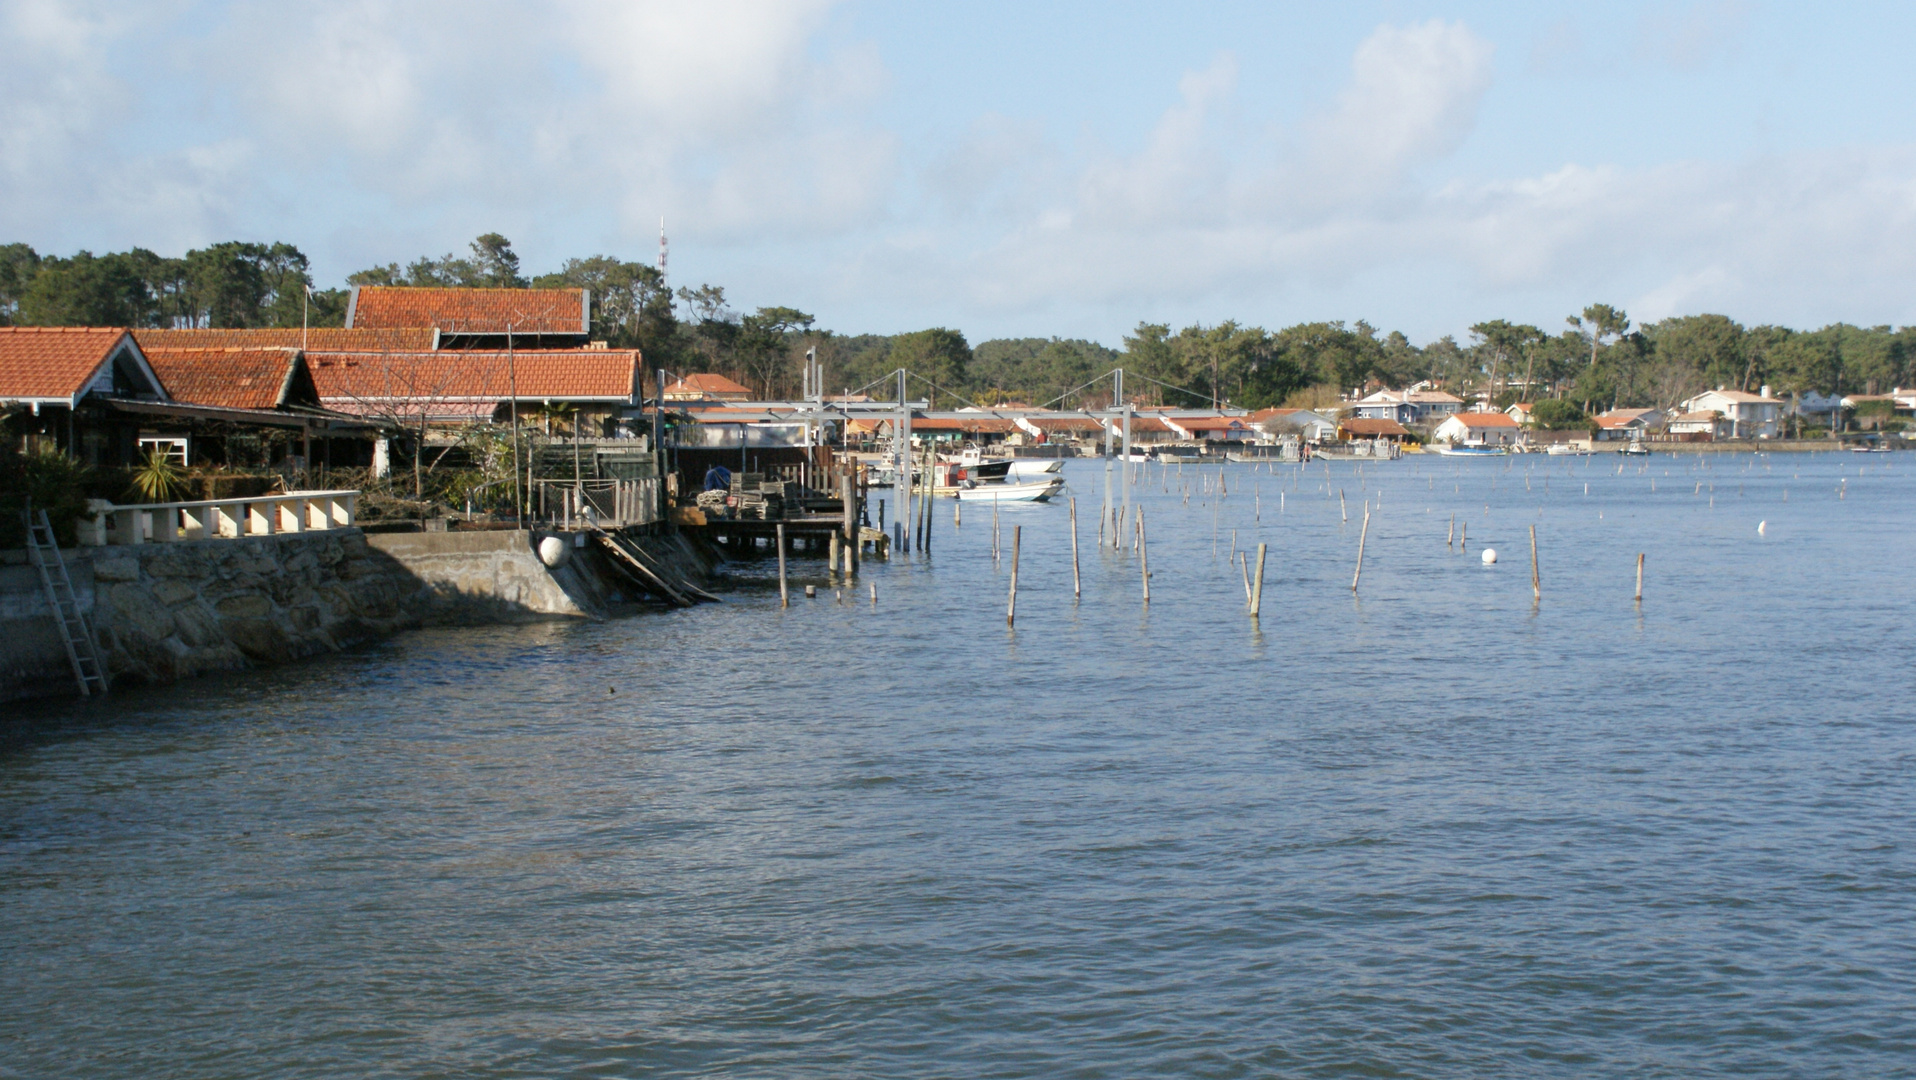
[130,447,187,502]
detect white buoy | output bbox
[1481,548,1498,564]
[1758,520,1768,536]
[537,535,570,567]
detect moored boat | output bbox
[952,477,1065,502]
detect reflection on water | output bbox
[3,452,1914,1078]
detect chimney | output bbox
[1760,385,1771,399]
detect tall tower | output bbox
[657,217,668,276]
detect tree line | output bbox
[6,234,1914,413]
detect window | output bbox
[138,436,188,466]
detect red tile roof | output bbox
[1171,415,1251,431]
[1026,416,1105,432]
[1340,417,1410,436]
[0,327,137,402]
[135,327,439,351]
[1594,414,1646,429]
[143,347,304,410]
[1447,411,1520,428]
[664,373,754,398]
[347,286,588,335]
[1123,416,1175,433]
[307,349,637,414]
[910,415,1020,432]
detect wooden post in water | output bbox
[1006,525,1021,627]
[1460,521,1467,552]
[1239,551,1252,603]
[1069,497,1081,598]
[1340,488,1348,523]
[1251,543,1266,618]
[829,531,840,582]
[992,495,1001,562]
[1529,524,1541,603]
[1137,508,1150,604]
[841,474,857,576]
[1635,552,1644,605]
[1352,507,1370,593]
[777,523,789,607]
[1448,515,1454,549]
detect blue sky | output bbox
[5,1,1916,346]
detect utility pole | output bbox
[508,324,522,524]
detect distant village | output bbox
[2,284,1911,505]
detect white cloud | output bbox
[1305,20,1495,186]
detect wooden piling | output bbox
[1137,508,1150,604]
[1251,543,1266,618]
[1069,497,1081,598]
[1340,488,1348,522]
[1460,521,1467,552]
[1448,515,1455,549]
[841,473,857,572]
[1635,552,1644,605]
[1352,507,1370,593]
[1238,551,1252,604]
[1529,524,1541,603]
[777,522,789,607]
[1007,525,1021,626]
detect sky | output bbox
[6,1,1916,347]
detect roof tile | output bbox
[0,327,132,401]
[349,287,587,335]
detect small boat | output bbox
[1120,452,1154,463]
[952,478,1065,502]
[1434,444,1507,457]
[1545,444,1589,456]
[1618,440,1650,456]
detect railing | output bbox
[77,490,359,546]
[530,479,661,529]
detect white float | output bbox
[1481,548,1498,564]
[538,535,571,568]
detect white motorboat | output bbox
[952,478,1065,502]
[1006,459,1065,478]
[1434,444,1507,457]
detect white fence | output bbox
[78,490,359,546]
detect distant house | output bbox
[1016,414,1107,445]
[663,373,754,403]
[1592,410,1655,441]
[1432,411,1521,446]
[1667,410,1728,440]
[908,413,1020,447]
[1678,388,1782,438]
[1351,388,1464,424]
[1505,402,1535,425]
[1249,408,1337,442]
[1163,414,1254,441]
[1337,417,1410,442]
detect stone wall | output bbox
[0,526,717,702]
[92,531,423,689]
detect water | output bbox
[4,451,1913,1077]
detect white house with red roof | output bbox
[1432,410,1521,447]
[1677,388,1783,438]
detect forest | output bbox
[5,234,1915,416]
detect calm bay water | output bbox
[3,451,1913,1077]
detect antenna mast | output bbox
[658,218,668,276]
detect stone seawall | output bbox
[0,530,420,702]
[0,526,720,702]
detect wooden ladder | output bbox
[24,509,109,698]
